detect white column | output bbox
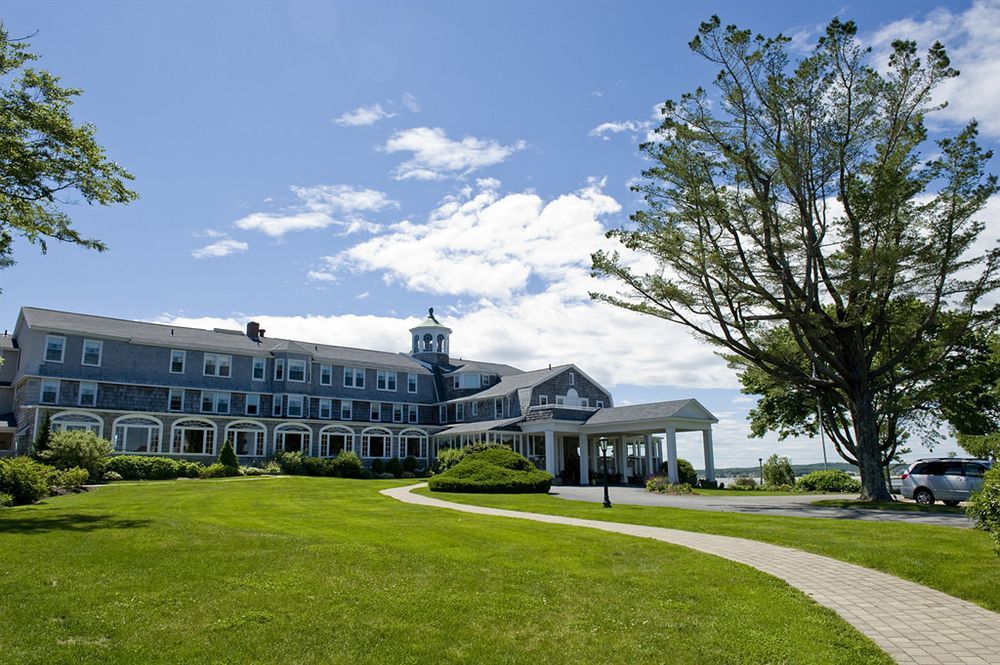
[544,430,556,476]
[702,428,716,482]
[665,425,679,484]
[579,434,589,485]
[644,434,654,477]
[616,437,627,483]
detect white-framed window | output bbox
[361,427,392,458]
[319,426,354,457]
[453,376,459,390]
[252,357,266,381]
[392,403,404,423]
[320,364,332,386]
[40,379,60,404]
[581,398,589,407]
[168,388,184,412]
[287,359,306,382]
[439,405,447,423]
[201,391,230,414]
[203,353,232,378]
[494,398,502,416]
[274,358,285,381]
[456,402,465,421]
[287,394,305,418]
[172,419,215,455]
[51,411,103,437]
[245,393,261,416]
[78,382,97,407]
[471,401,479,416]
[344,367,365,389]
[456,374,479,389]
[340,399,353,420]
[273,395,283,417]
[226,421,266,457]
[407,373,417,393]
[113,415,162,453]
[319,399,332,419]
[399,429,428,460]
[539,395,549,405]
[274,424,311,455]
[82,339,103,366]
[45,335,66,363]
[377,370,397,391]
[408,404,418,423]
[480,374,492,386]
[370,401,381,421]
[502,396,509,418]
[170,349,186,374]
[596,400,605,408]
[569,372,575,386]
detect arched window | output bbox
[50,411,104,438]
[361,427,393,459]
[225,420,267,457]
[398,428,427,461]
[274,423,312,456]
[436,334,445,352]
[320,425,354,458]
[171,419,216,455]
[112,415,162,453]
[422,334,433,351]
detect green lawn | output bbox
[810,499,966,514]
[0,477,892,664]
[692,488,809,496]
[415,487,1000,613]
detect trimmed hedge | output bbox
[428,447,552,494]
[275,451,365,479]
[0,457,52,505]
[795,470,861,493]
[104,455,204,481]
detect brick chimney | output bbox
[246,321,261,340]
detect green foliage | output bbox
[200,463,237,479]
[102,470,123,482]
[731,476,758,490]
[0,456,51,504]
[763,454,796,488]
[333,451,365,479]
[957,433,1000,461]
[370,458,385,474]
[241,466,266,476]
[384,456,404,478]
[429,447,552,494]
[260,461,282,475]
[217,440,240,470]
[796,470,861,493]
[0,22,138,266]
[967,466,1000,555]
[660,458,698,486]
[104,455,203,480]
[31,412,51,457]
[272,451,365,479]
[402,455,419,473]
[0,492,12,507]
[274,451,304,474]
[49,467,89,489]
[38,430,113,481]
[646,476,693,494]
[435,447,465,473]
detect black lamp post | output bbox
[600,437,612,508]
[758,457,764,485]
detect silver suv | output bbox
[900,458,992,506]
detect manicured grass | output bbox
[0,477,892,664]
[415,487,1000,612]
[811,499,965,514]
[692,488,809,496]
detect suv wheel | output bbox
[914,488,935,505]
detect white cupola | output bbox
[409,308,452,364]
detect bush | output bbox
[967,466,1000,555]
[795,470,861,493]
[435,447,465,473]
[370,458,385,474]
[429,447,552,494]
[385,457,404,478]
[38,430,113,482]
[301,456,328,476]
[698,479,719,489]
[763,454,796,488]
[104,455,204,480]
[402,456,419,473]
[49,467,90,489]
[0,456,51,505]
[260,461,282,475]
[274,451,304,475]
[0,492,12,507]
[660,458,698,486]
[376,472,396,479]
[732,475,758,490]
[217,440,240,471]
[401,471,416,479]
[199,463,238,479]
[102,470,123,482]
[241,466,266,476]
[31,411,52,458]
[646,475,694,494]
[330,451,364,479]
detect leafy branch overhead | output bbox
[0,22,137,262]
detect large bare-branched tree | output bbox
[592,17,999,500]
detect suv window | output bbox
[910,463,929,474]
[942,461,964,476]
[965,463,987,477]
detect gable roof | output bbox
[445,364,572,403]
[433,416,525,437]
[583,399,718,426]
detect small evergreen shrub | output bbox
[795,470,861,493]
[31,412,52,459]
[241,466,266,476]
[49,467,90,489]
[370,458,385,474]
[38,430,113,482]
[301,456,327,476]
[385,456,404,478]
[429,447,552,494]
[260,461,282,475]
[731,475,758,490]
[762,454,796,488]
[967,466,1000,555]
[646,475,693,494]
[660,458,698,486]
[217,440,240,471]
[402,456,419,473]
[0,456,52,505]
[102,470,123,482]
[0,492,13,507]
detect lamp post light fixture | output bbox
[600,437,612,508]
[759,457,764,486]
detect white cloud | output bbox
[401,92,421,112]
[590,120,648,140]
[333,102,396,127]
[234,184,397,238]
[356,291,370,299]
[191,238,249,259]
[382,127,526,180]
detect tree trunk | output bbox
[852,391,893,501]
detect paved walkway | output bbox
[383,484,1000,665]
[552,486,974,527]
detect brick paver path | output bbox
[383,484,1000,665]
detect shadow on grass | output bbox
[0,513,151,535]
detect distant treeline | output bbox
[700,462,858,477]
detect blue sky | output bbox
[2,1,997,467]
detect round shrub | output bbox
[660,458,698,486]
[762,454,796,488]
[50,467,90,489]
[370,458,385,474]
[402,455,419,473]
[0,492,13,507]
[967,466,1000,555]
[646,475,693,494]
[38,430,113,481]
[0,456,52,505]
[102,470,123,482]
[795,470,861,493]
[330,451,364,479]
[275,451,304,475]
[384,457,404,478]
[429,448,552,494]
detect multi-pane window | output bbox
[203,353,232,377]
[494,398,502,416]
[344,367,365,388]
[201,391,230,414]
[168,388,184,412]
[170,349,186,373]
[408,404,418,423]
[114,417,160,454]
[471,401,479,416]
[407,373,418,393]
[596,400,605,408]
[539,395,549,405]
[287,359,306,382]
[172,421,215,455]
[320,364,332,386]
[273,395,283,417]
[227,423,265,457]
[393,403,404,423]
[40,379,59,404]
[319,399,332,419]
[377,370,397,391]
[245,393,261,416]
[45,335,66,363]
[79,382,97,407]
[274,359,285,381]
[340,400,353,420]
[439,405,447,424]
[287,394,304,418]
[456,403,465,421]
[569,372,575,386]
[82,339,103,366]
[252,357,266,381]
[370,401,381,421]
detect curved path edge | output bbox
[383,484,1000,665]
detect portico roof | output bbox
[583,399,718,427]
[433,416,525,437]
